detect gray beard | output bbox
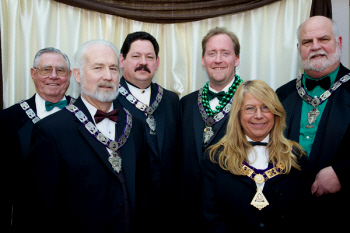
[300,45,341,72]
[80,79,118,103]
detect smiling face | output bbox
[240,92,274,142]
[31,52,71,103]
[201,34,240,91]
[298,16,342,79]
[120,39,160,89]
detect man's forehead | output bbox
[300,18,333,37]
[37,53,67,66]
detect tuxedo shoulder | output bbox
[0,102,23,118]
[162,87,179,98]
[35,108,75,130]
[276,79,297,102]
[180,90,198,103]
[162,88,180,103]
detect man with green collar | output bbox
[276,16,350,232]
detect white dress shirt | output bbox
[126,82,151,106]
[246,135,270,190]
[208,77,235,111]
[81,97,116,154]
[35,93,67,119]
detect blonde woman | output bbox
[202,80,311,233]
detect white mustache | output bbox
[98,82,116,89]
[308,51,327,59]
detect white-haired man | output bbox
[276,16,350,232]
[0,47,72,231]
[22,40,152,233]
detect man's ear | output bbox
[73,68,81,84]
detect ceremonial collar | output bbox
[119,82,163,135]
[19,95,75,124]
[65,104,132,173]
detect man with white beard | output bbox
[21,39,152,233]
[276,16,350,232]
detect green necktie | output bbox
[45,100,67,111]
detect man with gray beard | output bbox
[276,16,350,232]
[21,39,153,233]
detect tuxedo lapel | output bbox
[17,94,37,159]
[309,82,350,167]
[203,114,228,149]
[282,91,302,142]
[117,108,136,207]
[192,102,204,164]
[150,83,166,155]
[18,121,35,160]
[117,79,159,157]
[73,98,121,179]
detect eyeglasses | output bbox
[34,66,69,77]
[242,105,271,114]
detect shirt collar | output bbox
[303,65,340,87]
[208,76,235,93]
[246,134,270,143]
[35,93,66,114]
[81,96,114,124]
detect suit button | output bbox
[276,189,282,196]
[260,223,264,228]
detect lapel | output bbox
[17,94,37,159]
[192,100,205,164]
[308,66,350,167]
[74,97,122,180]
[203,114,229,149]
[117,77,159,157]
[117,104,136,206]
[151,83,166,155]
[282,90,302,142]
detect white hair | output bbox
[73,39,119,73]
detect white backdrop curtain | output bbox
[0,0,312,108]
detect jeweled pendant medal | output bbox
[251,187,269,210]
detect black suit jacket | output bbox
[21,97,152,233]
[179,90,230,231]
[0,94,73,232]
[202,149,310,233]
[276,63,350,231]
[116,77,180,231]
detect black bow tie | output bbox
[94,109,119,124]
[305,76,330,91]
[207,90,226,101]
[249,141,268,146]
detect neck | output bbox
[209,76,234,92]
[41,95,65,103]
[81,94,112,113]
[124,77,152,90]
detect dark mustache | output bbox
[135,65,151,73]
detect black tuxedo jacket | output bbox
[179,90,230,231]
[21,97,152,233]
[116,77,180,230]
[276,63,350,231]
[202,149,310,233]
[0,94,73,232]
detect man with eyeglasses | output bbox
[0,47,73,232]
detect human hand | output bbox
[311,166,341,197]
